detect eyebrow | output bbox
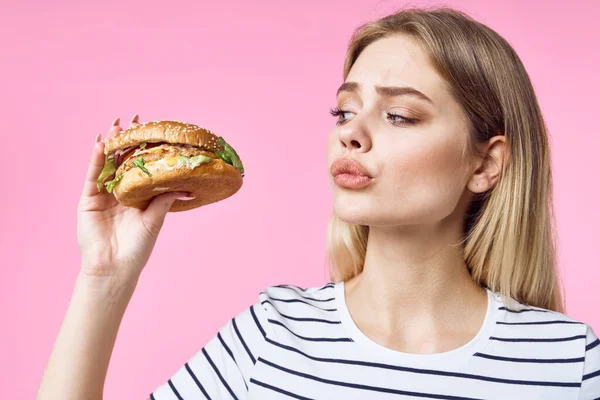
[336,81,434,104]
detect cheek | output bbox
[389,145,463,183]
[383,136,468,213]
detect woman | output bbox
[37,7,599,400]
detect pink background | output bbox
[1,0,598,398]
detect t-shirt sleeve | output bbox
[579,324,600,399]
[149,298,269,400]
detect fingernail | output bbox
[176,192,195,200]
[130,114,139,125]
[112,117,120,127]
[95,133,102,143]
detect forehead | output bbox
[345,35,448,104]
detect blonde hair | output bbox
[326,6,565,313]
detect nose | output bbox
[338,121,372,153]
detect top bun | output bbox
[104,120,224,155]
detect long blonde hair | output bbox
[326,6,565,313]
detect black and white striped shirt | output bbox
[151,281,600,399]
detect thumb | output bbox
[142,191,194,233]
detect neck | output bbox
[346,220,485,326]
[340,194,490,354]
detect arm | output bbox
[36,272,138,400]
[37,115,188,399]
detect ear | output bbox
[467,135,507,194]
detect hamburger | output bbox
[96,120,244,212]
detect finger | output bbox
[130,114,140,127]
[81,134,108,198]
[107,117,123,139]
[142,191,194,235]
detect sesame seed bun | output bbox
[104,120,224,155]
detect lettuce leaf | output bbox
[133,157,151,176]
[97,157,117,192]
[189,154,212,167]
[105,174,122,193]
[178,155,212,168]
[216,136,244,175]
[214,148,231,164]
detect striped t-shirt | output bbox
[151,281,600,399]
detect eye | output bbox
[387,112,417,126]
[329,107,418,127]
[329,107,354,126]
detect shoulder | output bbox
[257,282,337,315]
[258,282,337,307]
[492,293,599,358]
[494,294,592,334]
[252,282,340,336]
[260,282,336,300]
[485,295,600,397]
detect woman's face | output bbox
[326,35,476,227]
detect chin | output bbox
[333,197,425,227]
[332,197,378,225]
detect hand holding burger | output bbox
[76,115,244,281]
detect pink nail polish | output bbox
[112,117,120,127]
[95,133,102,143]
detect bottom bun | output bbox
[113,158,243,212]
